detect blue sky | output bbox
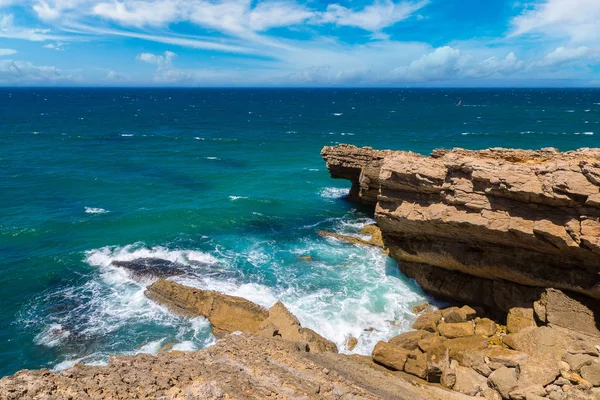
[0,0,599,86]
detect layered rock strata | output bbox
[322,145,600,312]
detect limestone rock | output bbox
[405,353,428,379]
[412,310,442,333]
[563,353,595,372]
[444,306,478,323]
[426,344,450,382]
[488,367,518,399]
[451,349,492,377]
[508,385,546,400]
[580,361,600,386]
[506,313,536,334]
[438,321,475,338]
[476,318,498,337]
[389,330,436,350]
[346,336,358,351]
[145,279,268,335]
[453,366,487,396]
[412,302,430,314]
[482,388,503,400]
[517,356,560,387]
[322,145,600,307]
[419,335,446,352]
[372,341,412,371]
[318,230,383,248]
[483,347,529,368]
[538,289,600,338]
[0,333,479,400]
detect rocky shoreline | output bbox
[2,145,600,399]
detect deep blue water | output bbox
[1,88,599,377]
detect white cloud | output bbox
[535,46,592,67]
[466,52,525,78]
[0,48,16,56]
[248,1,312,31]
[317,0,428,32]
[93,0,181,27]
[0,13,64,41]
[0,58,67,83]
[136,50,176,69]
[43,41,67,50]
[0,0,16,7]
[511,0,600,43]
[392,46,467,80]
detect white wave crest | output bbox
[85,207,109,214]
[319,187,349,199]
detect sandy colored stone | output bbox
[438,321,475,338]
[389,330,435,351]
[412,310,442,333]
[506,313,536,334]
[483,347,529,368]
[444,306,477,323]
[372,341,412,371]
[453,366,487,396]
[517,356,560,387]
[580,361,600,386]
[419,334,446,352]
[145,279,269,335]
[488,366,518,399]
[476,318,498,337]
[346,336,358,351]
[405,353,428,379]
[0,333,478,400]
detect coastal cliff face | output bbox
[322,145,600,315]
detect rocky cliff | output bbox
[322,145,600,316]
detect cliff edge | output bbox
[322,144,600,317]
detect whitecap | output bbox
[332,113,343,116]
[584,132,594,135]
[319,187,349,199]
[34,324,71,348]
[120,134,134,137]
[205,157,220,160]
[85,207,109,214]
[229,196,248,201]
[194,137,205,140]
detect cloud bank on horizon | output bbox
[0,0,599,86]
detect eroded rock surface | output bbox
[322,145,600,307]
[0,333,475,400]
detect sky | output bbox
[0,0,599,86]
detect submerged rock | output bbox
[111,258,185,280]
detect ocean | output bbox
[1,88,599,377]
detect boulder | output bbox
[405,353,428,379]
[453,366,487,396]
[317,231,382,248]
[476,318,498,337]
[563,353,595,372]
[580,361,600,386]
[418,335,446,352]
[444,306,478,323]
[412,310,442,333]
[412,302,430,314]
[488,367,518,399]
[426,345,450,382]
[451,350,492,377]
[483,347,529,368]
[517,356,560,387]
[508,385,546,400]
[112,258,185,280]
[441,362,457,388]
[389,330,435,351]
[372,341,413,371]
[537,289,600,338]
[346,336,358,351]
[481,388,503,400]
[145,279,268,335]
[438,322,475,338]
[506,313,536,334]
[259,301,338,353]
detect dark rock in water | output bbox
[111,258,185,280]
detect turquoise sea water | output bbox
[1,88,600,377]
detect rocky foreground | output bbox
[4,145,600,399]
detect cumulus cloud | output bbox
[392,46,467,80]
[136,50,176,68]
[534,46,592,67]
[511,0,600,43]
[466,52,525,78]
[43,41,67,50]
